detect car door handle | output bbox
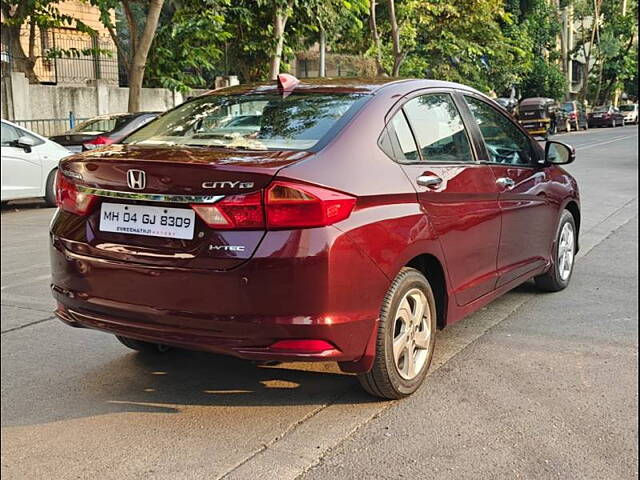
[416,175,443,188]
[496,177,515,189]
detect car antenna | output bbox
[277,73,299,98]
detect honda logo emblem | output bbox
[127,169,146,190]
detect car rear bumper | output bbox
[50,226,389,370]
[588,118,614,126]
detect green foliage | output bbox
[520,56,567,99]
[145,0,231,92]
[388,0,530,95]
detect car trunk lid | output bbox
[57,145,311,270]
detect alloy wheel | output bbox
[392,288,432,380]
[557,222,575,281]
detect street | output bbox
[1,126,638,479]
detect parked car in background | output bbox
[619,104,638,124]
[49,112,160,152]
[561,101,589,131]
[50,76,580,400]
[517,97,569,138]
[1,119,71,205]
[588,105,626,128]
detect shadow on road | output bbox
[4,280,536,428]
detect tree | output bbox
[1,0,98,82]
[94,0,165,112]
[520,57,567,99]
[387,0,404,76]
[144,0,230,92]
[298,0,368,77]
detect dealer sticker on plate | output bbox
[99,203,196,240]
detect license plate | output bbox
[99,203,195,240]
[66,145,83,153]
[593,114,602,118]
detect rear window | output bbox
[72,115,136,134]
[561,102,575,113]
[123,93,367,151]
[592,106,610,113]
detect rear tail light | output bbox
[265,182,356,228]
[83,135,114,150]
[192,191,264,229]
[569,112,576,119]
[55,173,97,215]
[191,182,356,230]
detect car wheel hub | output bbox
[558,223,575,281]
[392,288,431,380]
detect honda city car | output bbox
[50,76,580,399]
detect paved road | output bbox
[1,126,637,479]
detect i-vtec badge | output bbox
[209,245,246,252]
[202,181,255,189]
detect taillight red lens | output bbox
[191,182,356,230]
[55,173,97,215]
[83,135,114,150]
[265,182,356,229]
[191,191,264,229]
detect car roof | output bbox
[203,77,485,96]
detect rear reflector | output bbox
[270,339,337,353]
[56,173,97,216]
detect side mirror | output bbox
[14,135,36,153]
[545,140,575,165]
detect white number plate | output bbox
[99,203,195,240]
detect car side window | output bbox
[402,94,473,163]
[379,111,420,162]
[465,96,535,166]
[1,122,20,146]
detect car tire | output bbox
[116,335,171,353]
[535,210,577,292]
[582,121,588,131]
[44,168,58,207]
[357,267,437,399]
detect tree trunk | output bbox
[387,0,404,77]
[269,8,289,81]
[4,23,38,83]
[319,26,326,78]
[368,0,384,75]
[127,0,164,112]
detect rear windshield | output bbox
[71,115,136,134]
[619,104,636,112]
[592,106,610,113]
[123,93,367,151]
[561,102,575,112]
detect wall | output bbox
[3,72,213,126]
[4,73,186,121]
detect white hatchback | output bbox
[1,119,72,205]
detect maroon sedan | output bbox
[50,76,580,399]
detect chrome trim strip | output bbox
[76,185,224,204]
